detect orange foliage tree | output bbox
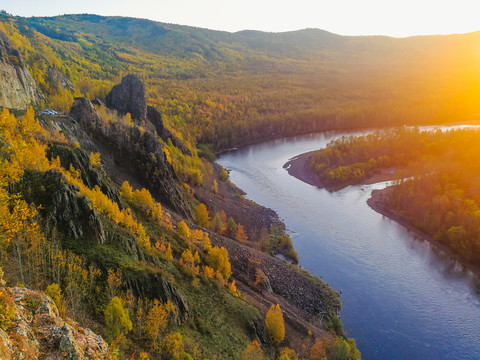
[241,340,263,360]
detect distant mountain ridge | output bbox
[2,12,480,150]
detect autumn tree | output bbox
[138,353,150,360]
[241,340,263,360]
[177,221,191,239]
[206,246,232,280]
[201,233,212,252]
[203,265,215,279]
[104,296,133,342]
[120,181,133,200]
[160,332,184,359]
[280,347,298,360]
[194,203,210,227]
[48,85,74,112]
[46,283,64,316]
[265,304,285,344]
[145,299,169,352]
[236,224,248,243]
[213,212,224,233]
[107,269,122,299]
[254,268,268,289]
[180,249,200,275]
[89,152,102,168]
[310,337,328,360]
[156,242,173,261]
[226,217,237,237]
[328,337,361,360]
[228,280,241,298]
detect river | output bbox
[217,130,480,360]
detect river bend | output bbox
[217,130,480,360]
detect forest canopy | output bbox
[309,126,480,265]
[2,14,480,151]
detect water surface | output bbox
[218,130,480,360]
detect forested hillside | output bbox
[0,10,363,356]
[2,9,480,359]
[2,12,480,151]
[308,127,480,267]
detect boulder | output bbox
[106,74,147,122]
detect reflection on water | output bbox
[218,129,480,360]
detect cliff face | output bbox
[0,31,41,110]
[0,286,113,360]
[70,95,194,218]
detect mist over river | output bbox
[217,130,480,360]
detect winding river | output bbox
[217,130,480,360]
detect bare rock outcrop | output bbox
[106,74,191,155]
[14,169,106,245]
[106,74,147,122]
[0,287,113,360]
[70,96,194,218]
[0,30,41,110]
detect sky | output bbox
[1,0,479,38]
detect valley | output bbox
[1,9,480,360]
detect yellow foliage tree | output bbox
[202,233,212,252]
[160,332,184,359]
[228,280,241,298]
[48,86,74,112]
[280,347,299,360]
[206,246,232,280]
[104,296,133,342]
[265,304,285,344]
[180,249,199,275]
[120,181,133,200]
[194,203,210,227]
[46,283,64,316]
[89,152,102,168]
[177,221,191,239]
[203,265,215,279]
[145,299,169,352]
[156,242,173,261]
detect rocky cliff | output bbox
[71,92,193,218]
[0,286,113,360]
[105,74,191,155]
[0,30,41,110]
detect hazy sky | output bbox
[2,0,479,37]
